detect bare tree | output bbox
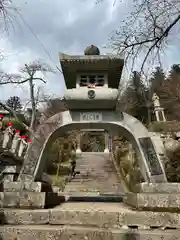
[21,61,55,130]
[0,60,55,133]
[0,0,19,38]
[100,0,180,72]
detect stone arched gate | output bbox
[18,110,167,183]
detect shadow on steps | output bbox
[65,193,125,203]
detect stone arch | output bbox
[18,110,167,183]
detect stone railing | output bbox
[109,148,131,193]
[0,124,31,159]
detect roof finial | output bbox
[84,45,100,55]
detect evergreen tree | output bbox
[150,67,165,94]
[168,64,180,85]
[170,64,180,75]
[6,96,22,111]
[159,64,180,121]
[119,71,151,124]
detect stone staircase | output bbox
[63,152,124,194]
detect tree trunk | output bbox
[29,76,36,131]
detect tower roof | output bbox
[59,53,124,89]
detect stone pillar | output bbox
[104,131,109,153]
[27,138,32,148]
[11,129,20,153]
[76,132,82,153]
[154,108,166,122]
[155,109,160,122]
[0,114,4,131]
[18,136,27,157]
[25,138,32,155]
[0,114,4,144]
[2,123,13,149]
[162,109,166,121]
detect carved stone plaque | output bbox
[80,112,102,122]
[139,137,163,176]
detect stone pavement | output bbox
[2,226,180,240]
[1,202,180,239]
[63,152,124,194]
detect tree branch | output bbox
[141,14,180,71]
[108,0,180,71]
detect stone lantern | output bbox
[60,45,124,153]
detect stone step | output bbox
[64,186,120,191]
[65,180,120,185]
[64,193,124,201]
[69,179,120,184]
[76,167,103,170]
[77,152,109,156]
[64,184,122,193]
[70,175,114,180]
[1,225,179,240]
[66,183,121,187]
[3,181,52,192]
[76,160,104,163]
[63,194,124,202]
[64,187,115,192]
[138,182,180,193]
[64,189,121,194]
[124,192,180,211]
[65,184,120,189]
[2,202,180,228]
[69,178,93,182]
[75,170,116,173]
[0,191,64,209]
[69,180,109,184]
[66,182,121,188]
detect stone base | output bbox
[137,182,180,193]
[0,192,65,209]
[124,192,180,211]
[3,181,52,192]
[0,226,180,240]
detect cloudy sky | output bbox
[0,0,180,104]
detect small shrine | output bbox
[152,93,166,122]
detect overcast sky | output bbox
[0,0,180,104]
